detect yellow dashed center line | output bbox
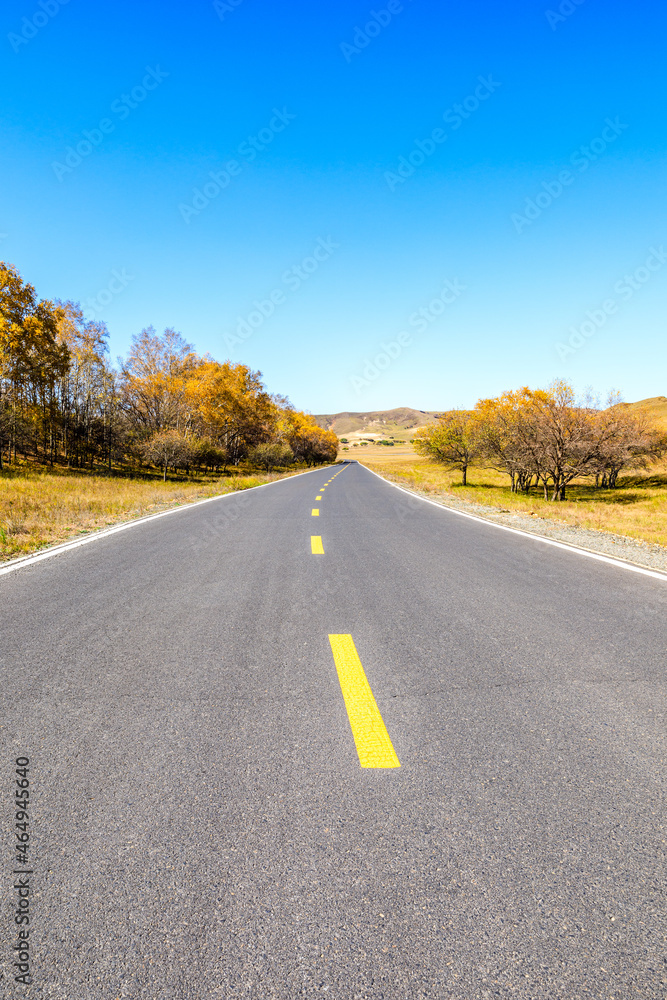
[312,508,320,516]
[316,495,322,500]
[311,536,324,555]
[328,635,400,769]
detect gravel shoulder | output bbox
[372,468,667,576]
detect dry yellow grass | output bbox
[358,443,667,548]
[340,439,420,463]
[0,464,299,562]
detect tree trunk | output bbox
[461,464,467,486]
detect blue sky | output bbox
[1,0,665,413]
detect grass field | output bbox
[355,441,667,548]
[0,464,298,563]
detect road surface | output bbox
[1,462,665,999]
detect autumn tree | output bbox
[281,410,338,466]
[56,302,117,469]
[248,441,294,472]
[591,396,666,488]
[473,383,601,500]
[413,410,480,485]
[190,360,278,465]
[474,387,570,494]
[0,265,37,462]
[191,438,228,473]
[525,382,610,500]
[142,429,194,481]
[0,263,69,465]
[120,327,198,436]
[473,382,665,500]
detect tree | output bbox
[281,410,338,466]
[55,302,115,469]
[591,396,666,488]
[0,261,342,478]
[0,263,68,465]
[474,382,666,500]
[413,410,479,485]
[141,429,193,481]
[120,327,197,436]
[248,441,294,472]
[191,360,278,465]
[475,389,544,493]
[527,381,607,500]
[191,438,228,473]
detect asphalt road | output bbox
[1,461,666,999]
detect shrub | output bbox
[248,441,294,472]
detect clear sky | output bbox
[2,0,665,413]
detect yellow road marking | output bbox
[328,635,400,769]
[316,495,322,500]
[311,536,324,555]
[312,509,320,516]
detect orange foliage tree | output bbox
[1,262,339,474]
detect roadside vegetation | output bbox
[0,465,297,562]
[360,384,667,548]
[0,261,338,561]
[413,381,665,498]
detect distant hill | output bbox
[315,398,667,440]
[617,396,667,431]
[314,407,441,439]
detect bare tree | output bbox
[592,395,666,488]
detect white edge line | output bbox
[0,465,339,579]
[359,462,667,584]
